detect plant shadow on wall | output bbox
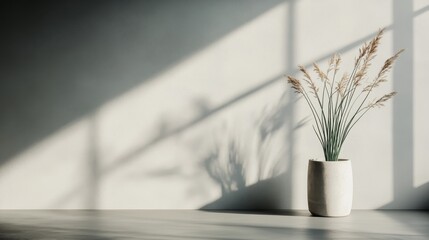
[200,94,309,210]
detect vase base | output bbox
[309,210,351,217]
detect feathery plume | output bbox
[327,54,336,75]
[363,49,404,91]
[336,72,349,97]
[333,54,341,77]
[355,42,369,65]
[299,65,312,82]
[313,63,329,83]
[286,75,303,94]
[354,28,385,86]
[299,65,319,98]
[368,91,397,108]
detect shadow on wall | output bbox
[200,94,308,210]
[201,173,291,210]
[0,0,284,166]
[381,0,429,210]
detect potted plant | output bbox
[286,28,403,217]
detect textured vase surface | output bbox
[307,159,353,217]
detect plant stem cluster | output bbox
[287,28,403,161]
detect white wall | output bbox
[0,0,428,209]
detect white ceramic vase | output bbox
[307,159,353,217]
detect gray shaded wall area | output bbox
[0,0,283,166]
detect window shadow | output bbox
[51,20,393,209]
[0,0,284,167]
[6,0,422,210]
[0,0,286,209]
[380,0,429,210]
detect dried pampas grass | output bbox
[286,28,403,161]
